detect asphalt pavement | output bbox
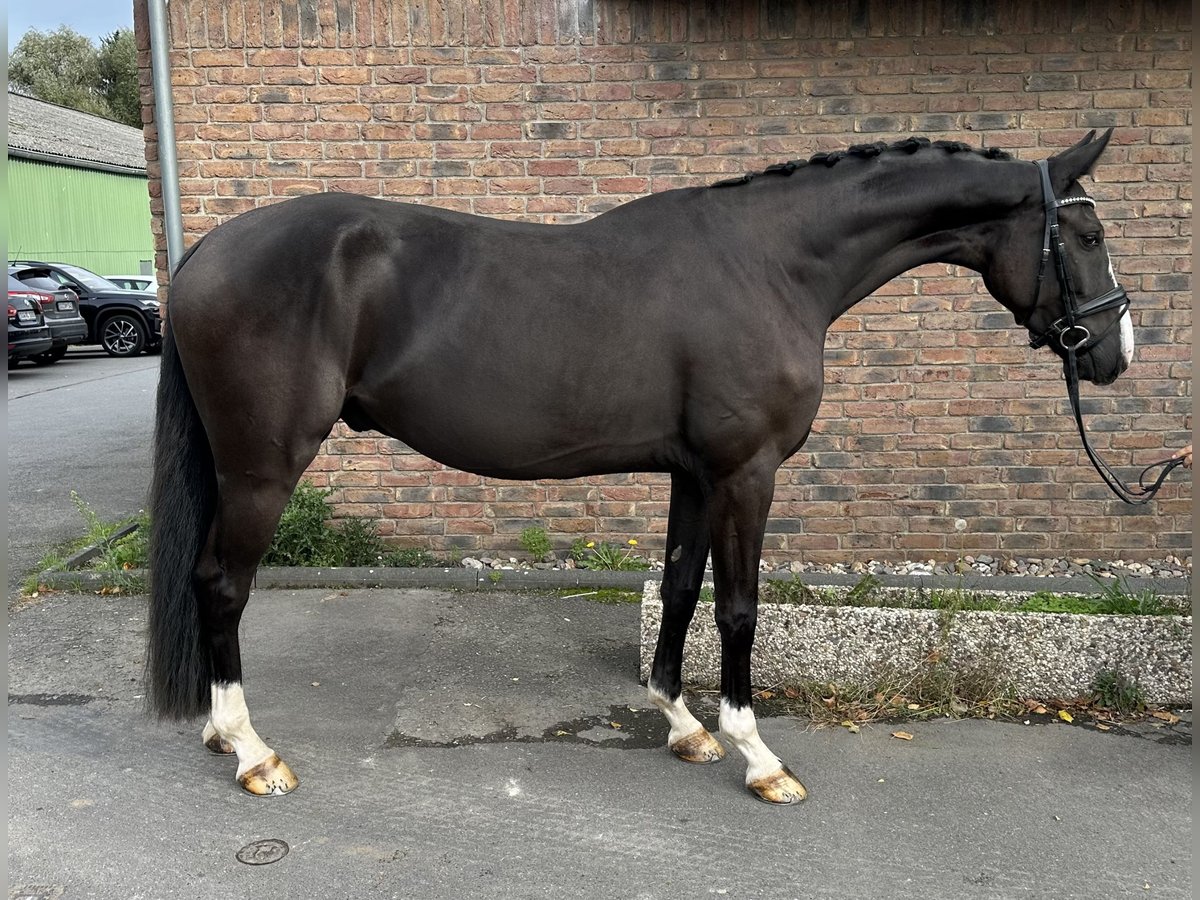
[6,349,159,594]
[8,586,1191,900]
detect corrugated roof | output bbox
[7,92,147,174]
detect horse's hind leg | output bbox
[647,471,724,763]
[194,468,317,796]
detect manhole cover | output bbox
[236,839,290,865]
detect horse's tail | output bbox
[146,256,216,720]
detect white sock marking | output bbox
[648,684,705,747]
[719,699,782,785]
[210,682,275,778]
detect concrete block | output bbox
[639,581,1192,705]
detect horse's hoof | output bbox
[204,734,235,755]
[670,727,725,764]
[748,765,807,805]
[238,754,299,797]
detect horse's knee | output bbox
[714,605,756,644]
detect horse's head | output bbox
[984,129,1132,386]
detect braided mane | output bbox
[710,137,1013,188]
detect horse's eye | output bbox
[1080,232,1102,249]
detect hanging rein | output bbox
[1026,159,1184,505]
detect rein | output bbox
[1028,159,1183,504]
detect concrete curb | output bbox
[638,582,1193,705]
[57,522,139,571]
[33,565,658,593]
[33,563,1191,596]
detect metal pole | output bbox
[147,0,184,277]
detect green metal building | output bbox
[7,92,154,276]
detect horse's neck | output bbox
[763,155,1033,324]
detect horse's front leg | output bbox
[709,463,807,805]
[648,470,724,764]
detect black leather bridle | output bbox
[1027,159,1183,504]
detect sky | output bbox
[8,0,135,50]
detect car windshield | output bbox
[57,265,120,291]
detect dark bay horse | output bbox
[149,130,1133,802]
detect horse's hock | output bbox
[638,582,1193,706]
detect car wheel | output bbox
[99,314,147,357]
[32,347,68,366]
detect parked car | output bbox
[8,274,53,367]
[5,273,88,364]
[8,261,162,357]
[105,274,158,294]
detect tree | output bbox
[97,30,142,127]
[9,25,141,128]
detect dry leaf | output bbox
[1033,705,1047,715]
[554,730,569,736]
[758,690,776,700]
[840,720,860,734]
[1058,710,1074,723]
[1151,711,1180,725]
[610,721,622,730]
[891,730,914,741]
[905,703,920,710]
[1096,724,1110,732]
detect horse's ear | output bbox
[1047,128,1113,192]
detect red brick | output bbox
[141,3,1190,564]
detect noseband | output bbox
[1028,159,1182,504]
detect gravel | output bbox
[459,553,1192,581]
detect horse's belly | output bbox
[354,384,672,481]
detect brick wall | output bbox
[135,0,1192,564]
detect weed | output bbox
[261,481,388,567]
[557,588,641,604]
[520,527,552,560]
[386,547,438,568]
[845,574,881,605]
[70,490,119,544]
[754,578,1179,617]
[757,656,1018,727]
[1090,669,1145,716]
[25,496,149,592]
[759,578,823,605]
[571,538,650,571]
[94,511,150,572]
[488,571,502,584]
[263,481,337,566]
[1084,574,1172,616]
[331,517,389,566]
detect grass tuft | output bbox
[1089,669,1146,716]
